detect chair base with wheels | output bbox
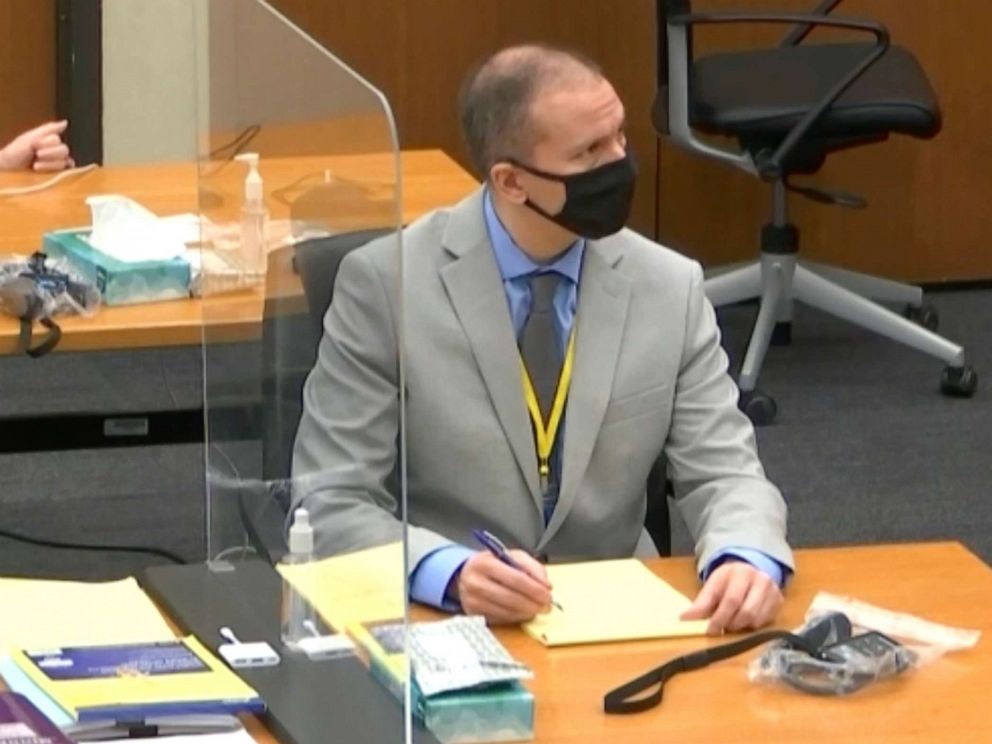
[653,1,978,425]
[706,182,977,425]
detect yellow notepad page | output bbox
[523,559,709,646]
[0,577,175,653]
[278,542,405,632]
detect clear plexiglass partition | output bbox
[196,1,412,740]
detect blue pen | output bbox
[471,528,563,611]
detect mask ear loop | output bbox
[504,157,569,183]
[500,158,568,225]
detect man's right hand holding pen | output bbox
[451,549,555,624]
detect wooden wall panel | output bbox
[0,0,57,145]
[270,0,990,282]
[268,0,660,237]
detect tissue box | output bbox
[412,681,534,744]
[354,620,535,743]
[43,229,191,306]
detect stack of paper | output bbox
[0,576,180,726]
[523,559,709,646]
[0,576,261,729]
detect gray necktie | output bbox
[519,272,562,421]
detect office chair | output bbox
[238,229,393,563]
[653,0,977,425]
[241,229,673,560]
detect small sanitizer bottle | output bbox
[234,152,266,275]
[281,508,317,650]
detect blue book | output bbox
[11,638,263,723]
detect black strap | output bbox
[18,315,63,358]
[604,630,820,714]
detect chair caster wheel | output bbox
[940,365,977,397]
[771,321,792,346]
[739,389,777,426]
[904,304,938,332]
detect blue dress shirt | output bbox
[409,190,785,610]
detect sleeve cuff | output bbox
[703,547,790,588]
[408,545,476,611]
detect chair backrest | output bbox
[294,228,395,332]
[261,228,395,482]
[655,0,695,134]
[645,455,672,556]
[241,229,392,562]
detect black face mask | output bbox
[509,150,638,239]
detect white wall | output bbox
[101,0,387,165]
[102,0,205,164]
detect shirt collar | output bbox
[483,188,584,284]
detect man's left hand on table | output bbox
[680,560,784,635]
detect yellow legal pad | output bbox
[0,577,175,653]
[523,559,709,646]
[277,542,405,632]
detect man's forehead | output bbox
[531,79,624,136]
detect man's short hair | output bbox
[458,44,603,178]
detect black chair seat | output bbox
[685,43,941,141]
[293,228,393,332]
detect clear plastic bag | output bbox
[0,252,100,319]
[749,591,981,696]
[0,252,100,356]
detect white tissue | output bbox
[85,194,188,263]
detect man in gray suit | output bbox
[293,45,793,633]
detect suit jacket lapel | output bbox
[539,237,631,548]
[438,190,544,512]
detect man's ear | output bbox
[489,162,528,205]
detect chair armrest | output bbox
[669,10,889,180]
[780,0,846,47]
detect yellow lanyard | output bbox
[520,329,576,494]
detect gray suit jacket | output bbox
[292,188,793,576]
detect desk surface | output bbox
[3,542,989,742]
[491,541,991,744]
[0,149,477,355]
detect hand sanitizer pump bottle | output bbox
[234,152,266,276]
[281,508,317,649]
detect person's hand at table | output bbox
[680,560,783,635]
[452,549,553,624]
[0,120,74,172]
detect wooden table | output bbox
[0,149,478,355]
[3,542,988,742]
[489,541,991,744]
[238,542,992,742]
